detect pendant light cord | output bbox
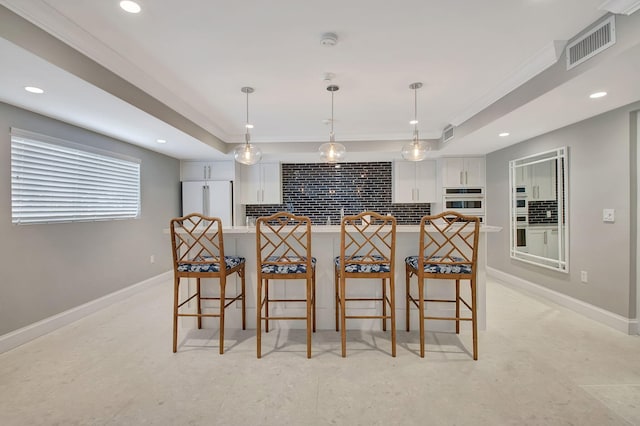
[245,89,252,144]
[330,89,335,141]
[413,86,419,141]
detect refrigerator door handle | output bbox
[203,185,210,216]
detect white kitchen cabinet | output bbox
[393,160,437,203]
[240,162,281,204]
[441,157,485,187]
[529,160,556,201]
[181,161,235,181]
[527,226,559,259]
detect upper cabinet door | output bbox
[529,160,556,201]
[240,162,282,204]
[441,157,485,187]
[463,157,485,187]
[260,162,282,204]
[392,161,416,203]
[414,161,437,202]
[392,160,437,203]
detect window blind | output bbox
[11,130,141,224]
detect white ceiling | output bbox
[0,0,639,161]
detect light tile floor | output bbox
[1,278,640,425]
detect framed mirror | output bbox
[509,147,568,272]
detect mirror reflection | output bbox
[509,147,568,272]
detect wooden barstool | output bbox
[256,212,316,358]
[405,211,480,359]
[169,213,246,354]
[335,211,397,357]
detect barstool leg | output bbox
[219,278,226,355]
[471,278,478,360]
[173,277,180,353]
[389,277,396,358]
[265,279,270,333]
[334,268,340,331]
[455,279,460,334]
[405,266,411,332]
[256,277,262,359]
[196,278,202,329]
[306,275,312,359]
[418,276,425,358]
[382,278,387,332]
[240,267,246,330]
[340,276,347,357]
[312,270,317,333]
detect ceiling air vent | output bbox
[566,16,616,70]
[442,125,455,143]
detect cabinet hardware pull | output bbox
[460,171,463,185]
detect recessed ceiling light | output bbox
[24,86,44,94]
[499,132,510,137]
[120,1,141,13]
[245,124,254,129]
[409,120,419,125]
[590,91,607,99]
[156,139,167,144]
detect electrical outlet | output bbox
[546,210,551,218]
[150,255,155,264]
[580,270,588,283]
[603,209,615,223]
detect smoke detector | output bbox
[320,32,338,47]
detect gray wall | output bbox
[0,102,181,335]
[486,101,640,318]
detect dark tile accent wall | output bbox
[528,200,557,224]
[245,162,430,225]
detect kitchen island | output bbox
[173,225,501,332]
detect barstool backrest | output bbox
[170,213,226,272]
[256,212,313,272]
[339,211,396,270]
[419,211,480,275]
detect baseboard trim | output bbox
[0,271,172,354]
[488,267,637,335]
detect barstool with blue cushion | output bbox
[335,211,397,357]
[256,212,316,358]
[169,213,246,354]
[405,211,480,359]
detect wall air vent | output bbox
[566,16,616,70]
[442,125,455,143]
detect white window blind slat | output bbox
[11,131,141,225]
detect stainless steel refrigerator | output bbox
[181,180,234,226]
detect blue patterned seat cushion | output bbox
[261,256,316,274]
[334,255,391,273]
[177,256,245,273]
[405,256,473,274]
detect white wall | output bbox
[0,102,181,335]
[486,101,640,318]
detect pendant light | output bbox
[318,84,346,163]
[234,86,262,165]
[401,82,429,161]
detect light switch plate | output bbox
[603,209,615,223]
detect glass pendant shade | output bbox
[401,82,429,161]
[401,138,429,161]
[319,84,345,163]
[319,141,346,163]
[235,86,262,165]
[234,141,262,165]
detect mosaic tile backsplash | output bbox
[528,200,558,224]
[245,162,430,225]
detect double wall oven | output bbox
[443,187,485,222]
